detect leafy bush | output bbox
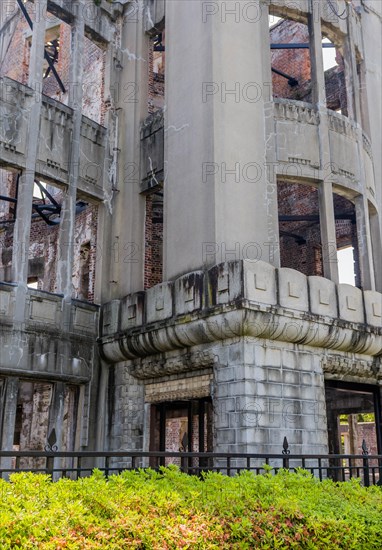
[0,467,381,549]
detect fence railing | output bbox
[1,448,381,486]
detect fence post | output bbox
[282,437,290,470]
[362,439,370,487]
[44,429,58,479]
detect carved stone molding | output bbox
[322,356,382,383]
[328,111,358,140]
[274,99,319,125]
[130,349,217,379]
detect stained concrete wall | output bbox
[0,0,381,458]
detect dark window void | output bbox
[325,381,382,458]
[78,242,91,300]
[144,192,163,290]
[0,6,106,123]
[148,31,165,113]
[322,35,348,116]
[13,381,53,471]
[13,381,79,469]
[278,182,323,276]
[269,17,312,102]
[150,399,213,469]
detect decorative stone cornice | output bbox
[327,111,358,140]
[322,356,382,383]
[130,350,216,380]
[99,261,382,363]
[273,99,319,125]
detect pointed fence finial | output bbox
[282,436,290,455]
[45,428,58,452]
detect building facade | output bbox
[0,0,381,460]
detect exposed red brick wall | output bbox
[0,9,106,121]
[0,192,98,301]
[341,422,378,456]
[270,20,312,101]
[0,9,104,301]
[325,56,348,114]
[270,19,347,111]
[278,182,322,276]
[0,15,30,83]
[144,194,163,290]
[278,182,360,283]
[148,32,165,114]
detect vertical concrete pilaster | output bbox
[55,1,85,301]
[261,1,281,268]
[344,7,362,125]
[164,0,280,280]
[48,382,66,478]
[107,3,149,297]
[95,361,110,454]
[308,0,339,284]
[11,0,47,283]
[344,8,375,290]
[369,211,382,292]
[0,377,18,451]
[94,41,119,304]
[355,194,375,290]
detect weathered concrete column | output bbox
[11,0,47,283]
[261,1,280,268]
[343,8,375,290]
[344,6,362,125]
[369,211,382,292]
[47,382,66,478]
[95,361,110,454]
[164,0,280,280]
[355,194,375,290]
[0,377,19,460]
[55,1,85,300]
[308,0,339,284]
[94,40,118,305]
[359,3,382,252]
[106,2,149,297]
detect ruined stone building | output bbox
[0,0,381,462]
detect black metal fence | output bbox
[1,439,381,487]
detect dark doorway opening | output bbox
[325,380,381,483]
[325,381,381,483]
[150,398,213,470]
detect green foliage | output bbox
[0,468,381,549]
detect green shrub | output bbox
[0,467,381,549]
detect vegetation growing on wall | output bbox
[0,468,381,549]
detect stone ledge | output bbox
[99,260,382,363]
[0,284,99,335]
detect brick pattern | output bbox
[145,34,165,288]
[0,197,98,301]
[270,19,347,111]
[270,20,312,102]
[0,12,104,301]
[277,182,360,283]
[341,422,378,456]
[148,32,165,114]
[278,182,322,277]
[144,194,163,290]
